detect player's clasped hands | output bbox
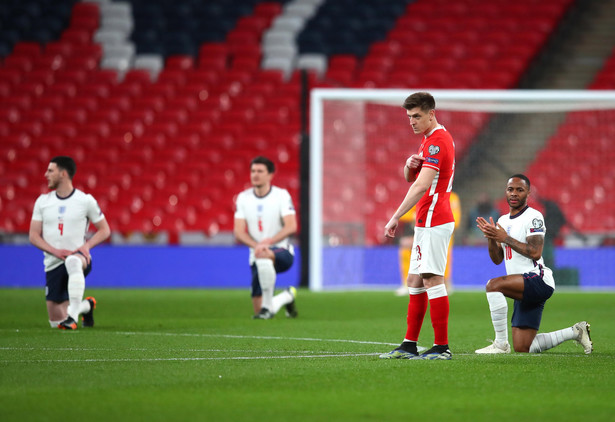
[49,248,73,261]
[254,238,274,258]
[476,217,506,241]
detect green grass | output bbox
[1,288,614,421]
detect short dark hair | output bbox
[251,156,275,173]
[402,92,436,112]
[509,173,531,189]
[50,156,76,179]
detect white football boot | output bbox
[475,340,511,354]
[573,321,593,354]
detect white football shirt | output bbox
[497,206,554,288]
[31,189,105,271]
[234,185,296,264]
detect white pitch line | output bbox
[112,331,400,346]
[0,347,353,354]
[1,353,381,364]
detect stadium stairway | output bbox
[453,0,615,241]
[522,47,615,236]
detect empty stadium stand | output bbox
[3,0,608,245]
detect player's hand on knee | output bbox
[74,245,91,264]
[53,248,73,260]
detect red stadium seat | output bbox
[166,55,195,70]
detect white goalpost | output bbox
[309,89,615,291]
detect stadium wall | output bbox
[1,246,613,290]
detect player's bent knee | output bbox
[485,279,495,292]
[485,278,502,292]
[255,258,275,289]
[65,255,84,275]
[255,257,275,268]
[255,248,275,260]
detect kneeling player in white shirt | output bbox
[29,156,110,329]
[234,156,298,320]
[475,174,592,354]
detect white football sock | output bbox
[487,292,508,344]
[49,320,62,328]
[271,289,293,314]
[529,327,576,353]
[255,258,276,311]
[79,299,92,315]
[65,255,85,321]
[426,284,447,300]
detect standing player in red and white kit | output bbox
[380,92,456,360]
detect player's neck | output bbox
[509,204,528,217]
[424,120,440,136]
[55,181,74,198]
[253,184,271,198]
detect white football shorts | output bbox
[409,222,454,276]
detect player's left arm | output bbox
[261,213,297,246]
[75,218,111,264]
[502,232,543,261]
[484,222,544,261]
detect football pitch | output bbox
[1,288,613,422]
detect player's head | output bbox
[250,156,275,189]
[402,92,436,135]
[47,156,76,190]
[50,156,76,179]
[251,156,275,174]
[506,174,531,211]
[403,92,436,113]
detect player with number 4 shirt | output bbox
[29,156,110,330]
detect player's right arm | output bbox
[487,237,504,265]
[29,219,72,260]
[404,154,425,183]
[233,218,257,249]
[476,216,504,265]
[385,167,435,238]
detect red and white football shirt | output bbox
[415,125,456,228]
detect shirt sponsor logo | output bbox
[428,145,440,155]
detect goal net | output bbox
[309,89,615,291]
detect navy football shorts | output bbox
[45,258,92,302]
[511,270,554,330]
